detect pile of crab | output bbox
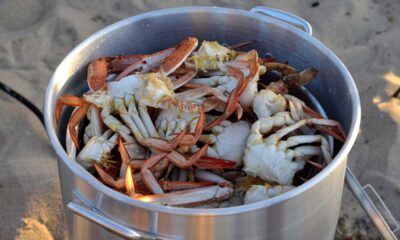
[57,37,346,207]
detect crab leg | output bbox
[166,144,208,168]
[175,85,226,102]
[195,170,232,187]
[94,163,125,190]
[141,153,169,194]
[118,138,130,178]
[160,181,215,191]
[114,97,148,141]
[141,145,208,194]
[194,156,236,169]
[306,118,346,142]
[178,108,205,146]
[130,160,145,170]
[109,47,175,73]
[68,101,90,149]
[55,94,84,123]
[134,185,233,207]
[204,67,244,130]
[172,70,197,90]
[112,47,176,80]
[159,37,198,75]
[140,129,186,152]
[205,55,259,130]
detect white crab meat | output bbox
[190,75,238,97]
[243,144,305,185]
[134,72,174,107]
[77,130,118,169]
[186,40,237,72]
[243,117,332,185]
[252,89,287,119]
[155,108,200,139]
[244,185,294,204]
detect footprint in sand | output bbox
[16,218,54,240]
[0,0,54,31]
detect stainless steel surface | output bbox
[250,6,313,35]
[345,169,398,239]
[67,202,144,240]
[44,6,361,240]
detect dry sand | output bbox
[1,0,399,239]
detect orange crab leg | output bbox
[55,94,84,123]
[307,118,347,142]
[194,156,236,169]
[140,129,187,152]
[205,76,243,130]
[108,47,175,73]
[159,37,198,75]
[118,138,131,178]
[130,160,145,170]
[178,108,205,146]
[134,185,233,207]
[94,163,125,190]
[160,181,215,191]
[68,101,90,149]
[172,70,197,90]
[141,153,169,194]
[307,160,325,170]
[114,47,176,81]
[166,144,208,168]
[205,52,259,130]
[314,125,346,142]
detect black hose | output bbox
[0,81,44,126]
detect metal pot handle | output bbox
[67,202,144,239]
[68,202,163,239]
[345,168,399,240]
[250,6,313,36]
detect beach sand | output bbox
[1,0,399,239]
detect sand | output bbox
[0,0,399,239]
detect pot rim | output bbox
[44,6,361,216]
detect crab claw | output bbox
[68,101,90,149]
[55,94,84,123]
[87,58,109,91]
[159,37,198,75]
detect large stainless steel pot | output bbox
[44,6,361,240]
